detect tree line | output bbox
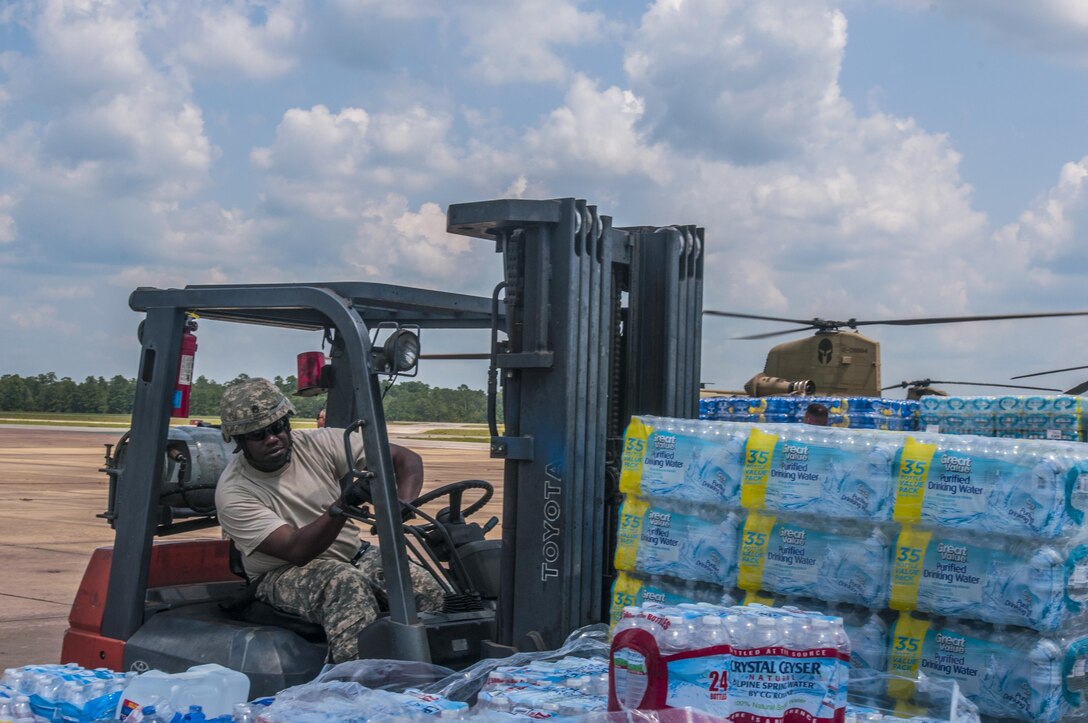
[0,373,491,423]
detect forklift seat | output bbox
[220,541,327,644]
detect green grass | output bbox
[410,426,493,442]
[0,412,233,428]
[0,412,477,433]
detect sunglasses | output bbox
[243,418,290,442]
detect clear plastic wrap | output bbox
[313,659,454,692]
[421,624,610,703]
[846,671,980,723]
[255,681,467,722]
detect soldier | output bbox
[803,402,829,426]
[214,377,444,662]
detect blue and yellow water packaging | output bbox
[735,512,890,608]
[890,526,1088,631]
[888,613,1088,722]
[620,417,747,505]
[614,494,740,588]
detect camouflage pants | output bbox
[255,547,445,663]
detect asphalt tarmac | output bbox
[0,425,501,669]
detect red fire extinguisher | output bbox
[172,318,198,418]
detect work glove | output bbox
[341,477,373,508]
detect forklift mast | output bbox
[99,197,702,665]
[446,198,703,652]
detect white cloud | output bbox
[458,0,608,84]
[251,103,470,224]
[992,155,1088,276]
[0,0,215,207]
[6,0,152,106]
[167,0,303,80]
[627,0,850,163]
[525,74,669,180]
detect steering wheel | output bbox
[408,479,494,524]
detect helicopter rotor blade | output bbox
[419,353,491,360]
[1064,380,1088,396]
[734,326,822,340]
[1011,364,1088,380]
[851,311,1088,328]
[703,310,822,325]
[883,379,1062,392]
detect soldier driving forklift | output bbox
[62,197,704,695]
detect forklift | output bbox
[61,197,704,696]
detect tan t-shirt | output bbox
[215,427,366,580]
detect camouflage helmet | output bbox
[219,377,296,441]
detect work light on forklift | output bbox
[373,328,420,375]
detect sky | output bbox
[1,0,1087,399]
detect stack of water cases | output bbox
[1,663,132,722]
[614,416,1088,721]
[609,602,850,721]
[918,395,1085,442]
[700,396,918,432]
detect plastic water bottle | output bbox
[725,613,751,648]
[847,612,888,696]
[750,615,779,650]
[63,680,86,707]
[1029,639,1064,721]
[660,615,689,652]
[141,705,167,723]
[232,703,257,723]
[10,697,31,722]
[182,704,206,722]
[612,606,643,637]
[701,615,727,647]
[809,617,832,650]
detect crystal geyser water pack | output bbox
[609,602,849,722]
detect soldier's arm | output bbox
[391,444,423,502]
[255,508,348,566]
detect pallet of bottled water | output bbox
[700,396,919,432]
[608,602,849,721]
[1,663,133,722]
[613,415,1088,720]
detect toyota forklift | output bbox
[62,198,704,696]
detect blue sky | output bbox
[1,0,1087,398]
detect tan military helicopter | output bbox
[703,310,1088,398]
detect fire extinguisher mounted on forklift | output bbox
[172,317,198,419]
[66,197,704,696]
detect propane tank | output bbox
[160,426,234,515]
[172,318,198,418]
[103,425,233,522]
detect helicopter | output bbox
[703,310,1088,398]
